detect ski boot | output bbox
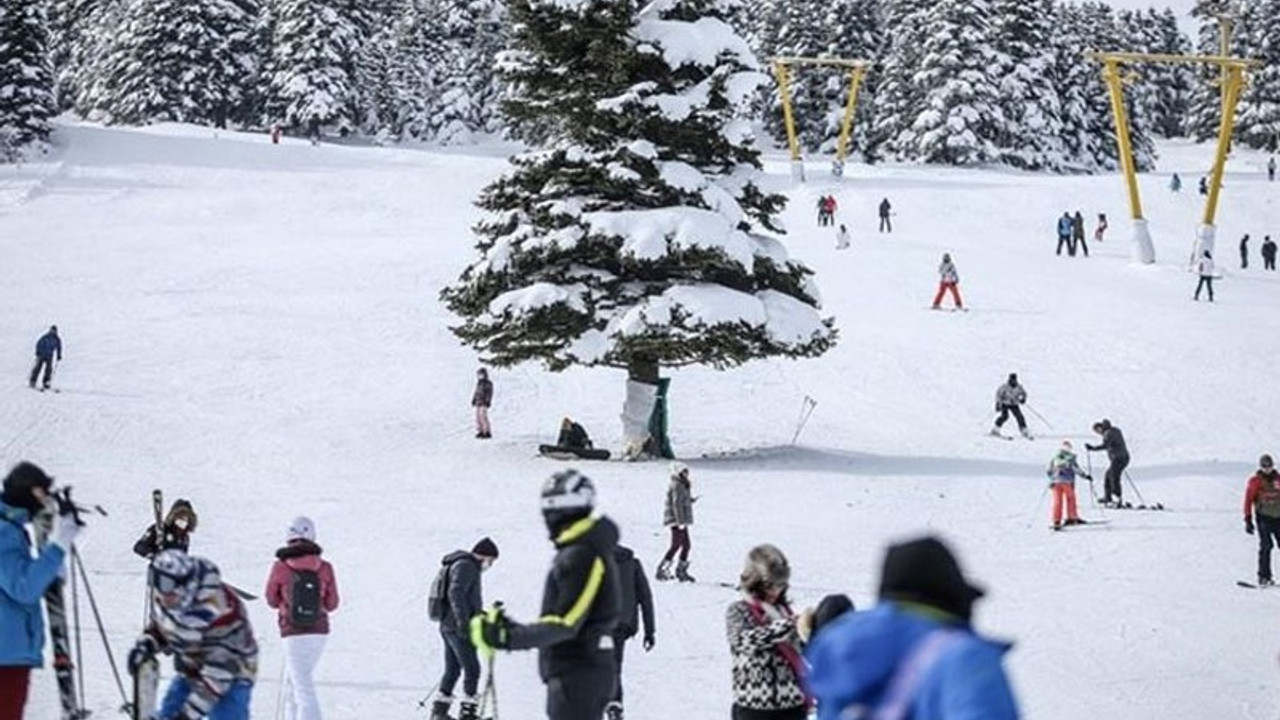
[1019,427,1034,440]
[458,697,479,720]
[675,561,696,583]
[655,560,673,581]
[606,701,624,720]
[988,427,1002,437]
[429,698,453,720]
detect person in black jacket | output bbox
[608,545,655,720]
[1086,419,1130,507]
[29,325,62,390]
[472,469,621,720]
[1262,235,1277,271]
[132,499,197,558]
[472,368,493,439]
[430,537,499,720]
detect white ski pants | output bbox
[283,634,327,720]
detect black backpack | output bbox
[427,560,455,621]
[289,569,323,627]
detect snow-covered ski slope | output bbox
[2,122,1277,719]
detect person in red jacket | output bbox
[264,516,340,720]
[1244,455,1280,586]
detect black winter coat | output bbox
[612,546,654,640]
[439,551,484,634]
[1088,425,1129,461]
[507,516,621,681]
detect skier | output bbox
[990,373,1031,440]
[128,549,258,720]
[726,544,808,720]
[1072,211,1088,257]
[0,462,81,720]
[1194,251,1216,302]
[806,536,1019,720]
[1199,176,1208,195]
[1240,234,1250,269]
[878,198,892,233]
[931,253,963,310]
[815,196,827,227]
[656,461,695,582]
[1055,212,1073,256]
[835,224,849,250]
[470,469,621,720]
[1243,455,1280,586]
[28,325,61,391]
[1263,235,1276,271]
[1085,419,1130,508]
[133,499,197,558]
[264,517,340,720]
[608,544,655,720]
[472,368,493,439]
[1268,156,1276,181]
[1094,213,1108,243]
[824,196,838,226]
[1046,440,1091,530]
[428,537,498,720]
[1170,173,1182,192]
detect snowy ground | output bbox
[2,121,1278,720]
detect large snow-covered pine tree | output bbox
[0,0,56,159]
[441,0,836,454]
[867,0,932,161]
[761,0,833,152]
[1234,0,1280,151]
[991,0,1064,171]
[264,0,365,136]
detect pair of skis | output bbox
[32,512,90,719]
[130,491,165,720]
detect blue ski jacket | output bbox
[806,603,1019,720]
[0,500,65,666]
[35,331,61,360]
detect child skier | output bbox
[657,462,695,582]
[133,499,197,558]
[1046,441,1092,530]
[990,374,1031,439]
[931,253,963,310]
[471,368,493,439]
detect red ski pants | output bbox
[0,666,31,720]
[1051,483,1080,526]
[931,282,963,309]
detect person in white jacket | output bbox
[1194,251,1216,302]
[931,253,963,310]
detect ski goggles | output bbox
[151,570,188,595]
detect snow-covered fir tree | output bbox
[762,0,832,152]
[1234,0,1280,151]
[1136,8,1193,138]
[409,0,507,144]
[1184,0,1245,142]
[0,0,56,159]
[991,0,1064,170]
[264,0,365,136]
[821,0,879,160]
[441,0,836,450]
[867,0,932,161]
[94,0,258,127]
[907,0,1004,165]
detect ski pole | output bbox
[1123,469,1149,507]
[415,680,442,709]
[70,546,87,716]
[274,655,290,720]
[791,396,817,445]
[478,652,498,720]
[72,549,130,708]
[1024,404,1054,431]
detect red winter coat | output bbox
[264,540,340,637]
[1243,470,1280,520]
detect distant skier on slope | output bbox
[1056,212,1073,256]
[1243,455,1280,587]
[472,368,493,439]
[1094,213,1108,243]
[1072,211,1088,257]
[29,325,62,390]
[1194,251,1216,302]
[1046,441,1091,530]
[656,462,695,583]
[1240,234,1250,270]
[1263,236,1277,271]
[835,224,849,250]
[990,374,1031,440]
[931,253,963,310]
[1170,173,1182,192]
[878,198,893,233]
[1085,420,1130,508]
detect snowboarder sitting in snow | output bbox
[1086,419,1129,507]
[1243,454,1280,586]
[1047,441,1091,530]
[990,374,1031,440]
[558,417,592,450]
[133,499,197,559]
[29,325,62,390]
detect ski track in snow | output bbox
[2,121,1277,719]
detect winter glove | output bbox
[49,511,81,553]
[1085,444,1099,452]
[127,634,159,675]
[643,635,655,652]
[469,604,510,657]
[1081,473,1093,481]
[1247,518,1256,535]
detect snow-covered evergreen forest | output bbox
[2,0,1279,168]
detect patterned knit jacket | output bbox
[725,597,806,710]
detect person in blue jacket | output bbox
[29,326,63,391]
[0,462,81,719]
[805,535,1020,720]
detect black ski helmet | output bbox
[2,462,53,513]
[540,469,595,537]
[1261,454,1275,470]
[1008,373,1018,385]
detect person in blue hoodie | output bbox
[0,462,81,719]
[29,326,62,391]
[805,536,1019,720]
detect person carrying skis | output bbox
[726,544,808,720]
[1243,454,1280,586]
[931,253,963,310]
[806,536,1019,720]
[878,198,892,233]
[428,536,498,720]
[1194,251,1216,302]
[0,462,81,720]
[1095,213,1108,243]
[1072,211,1088,257]
[1046,441,1091,530]
[470,470,621,720]
[1264,235,1277,271]
[128,549,258,720]
[1086,419,1130,508]
[607,544,655,720]
[657,461,695,582]
[990,373,1031,439]
[28,325,62,391]
[133,499,197,559]
[472,368,493,439]
[1056,212,1073,256]
[264,517,340,720]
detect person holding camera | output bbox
[0,462,82,720]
